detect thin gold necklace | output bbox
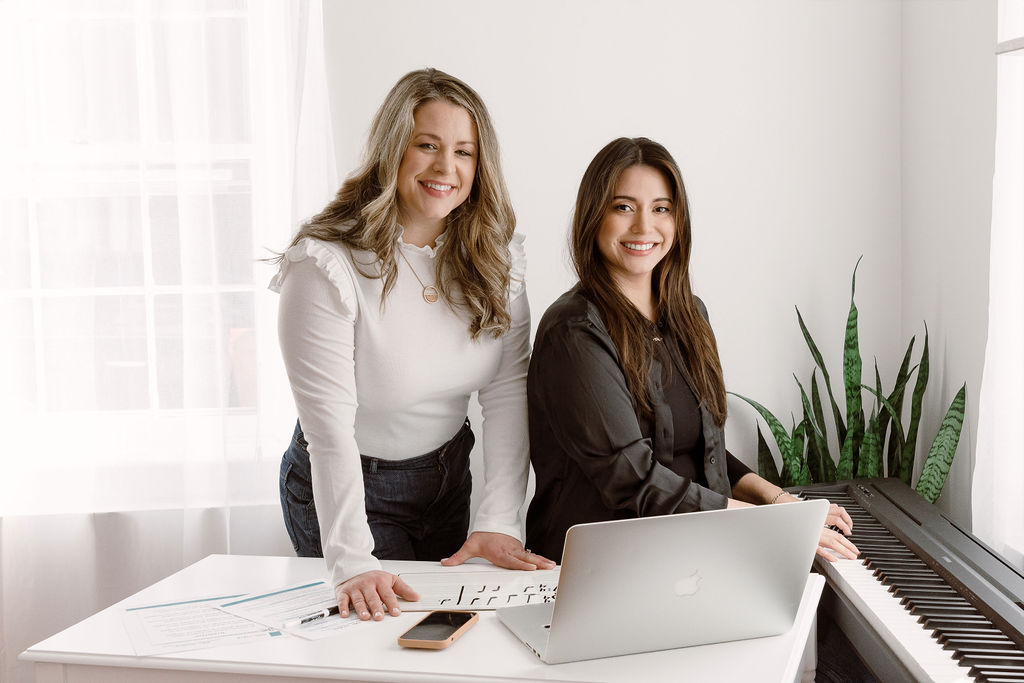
[397,247,439,303]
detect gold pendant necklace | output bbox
[398,247,439,303]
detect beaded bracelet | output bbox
[770,490,787,505]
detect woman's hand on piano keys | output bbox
[825,501,854,535]
[816,503,860,561]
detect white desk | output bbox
[22,554,823,682]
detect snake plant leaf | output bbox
[810,369,828,441]
[788,418,812,486]
[797,306,847,444]
[886,337,917,477]
[836,426,856,480]
[801,403,822,483]
[757,424,782,486]
[810,371,835,481]
[873,361,888,472]
[861,383,907,448]
[794,374,826,444]
[916,383,967,503]
[901,324,930,484]
[806,423,834,483]
[797,459,812,486]
[729,392,792,457]
[857,406,883,478]
[805,429,822,482]
[795,374,829,482]
[883,364,917,476]
[843,256,865,475]
[819,432,837,482]
[810,371,837,481]
[782,416,800,486]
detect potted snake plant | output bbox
[732,257,966,503]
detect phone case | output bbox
[397,611,479,650]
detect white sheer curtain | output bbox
[973,0,1024,568]
[0,0,335,514]
[0,2,335,680]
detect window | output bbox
[973,0,1024,567]
[0,0,334,513]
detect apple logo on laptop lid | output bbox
[673,569,702,597]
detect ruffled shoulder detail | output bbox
[268,238,358,316]
[507,232,527,299]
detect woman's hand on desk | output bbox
[440,531,556,571]
[335,571,420,621]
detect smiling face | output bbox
[395,99,478,243]
[596,164,676,296]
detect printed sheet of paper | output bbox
[218,581,361,640]
[122,594,279,656]
[397,569,560,611]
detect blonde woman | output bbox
[271,68,554,623]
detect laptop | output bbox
[497,499,828,664]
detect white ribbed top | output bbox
[270,233,531,588]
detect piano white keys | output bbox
[799,481,1024,683]
[824,556,973,682]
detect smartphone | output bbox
[397,610,478,650]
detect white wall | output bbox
[321,0,994,526]
[901,2,996,526]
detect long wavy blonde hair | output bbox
[284,68,516,339]
[571,137,727,425]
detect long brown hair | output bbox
[571,137,727,424]
[280,68,516,339]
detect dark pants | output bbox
[278,419,474,562]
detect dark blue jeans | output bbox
[279,419,474,562]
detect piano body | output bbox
[793,478,1024,682]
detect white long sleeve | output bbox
[271,234,531,588]
[474,278,532,537]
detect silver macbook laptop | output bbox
[497,499,828,664]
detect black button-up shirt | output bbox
[525,286,751,561]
